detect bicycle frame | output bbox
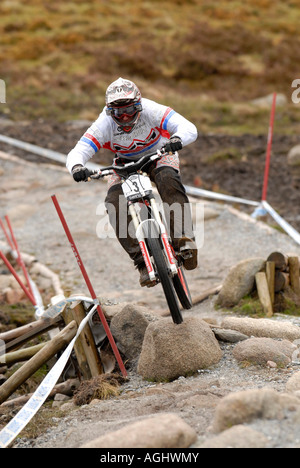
[127,185,178,284]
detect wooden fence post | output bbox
[255,272,273,317]
[266,261,275,304]
[69,301,103,378]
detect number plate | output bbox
[122,174,152,200]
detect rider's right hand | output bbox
[72,165,90,182]
[164,136,183,154]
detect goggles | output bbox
[106,101,142,119]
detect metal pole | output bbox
[51,194,127,378]
[0,250,36,305]
[4,215,36,303]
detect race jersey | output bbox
[66,97,198,173]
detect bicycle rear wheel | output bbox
[173,266,193,310]
[146,233,183,325]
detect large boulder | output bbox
[216,258,265,307]
[137,317,222,381]
[110,304,159,360]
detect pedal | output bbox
[179,248,193,260]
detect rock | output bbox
[198,425,268,448]
[110,304,159,360]
[101,302,130,320]
[4,287,26,304]
[212,388,300,433]
[137,317,222,381]
[212,328,248,343]
[250,93,287,108]
[54,393,70,401]
[287,145,300,167]
[216,258,265,307]
[221,316,300,341]
[0,274,12,290]
[80,413,197,448]
[286,372,300,393]
[267,360,278,368]
[233,337,296,367]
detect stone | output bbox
[221,316,300,341]
[198,425,268,448]
[80,413,197,448]
[250,93,287,108]
[286,371,300,393]
[216,258,265,307]
[287,145,300,167]
[233,337,296,367]
[110,304,159,360]
[137,316,222,381]
[212,328,248,343]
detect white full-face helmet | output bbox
[105,77,142,132]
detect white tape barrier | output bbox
[261,200,300,246]
[0,134,102,170]
[0,296,98,448]
[184,185,260,207]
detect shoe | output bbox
[178,237,198,270]
[138,265,156,288]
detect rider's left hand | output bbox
[164,136,183,153]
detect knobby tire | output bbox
[173,266,193,310]
[146,235,183,325]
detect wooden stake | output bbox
[63,306,92,381]
[288,256,300,295]
[266,261,275,304]
[0,317,63,352]
[2,343,46,366]
[0,321,77,405]
[255,272,273,317]
[70,301,103,378]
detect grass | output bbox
[0,0,300,134]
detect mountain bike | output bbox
[87,149,193,324]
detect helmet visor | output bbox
[109,103,138,117]
[106,102,142,126]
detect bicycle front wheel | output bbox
[146,234,183,325]
[173,266,193,310]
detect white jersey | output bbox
[66,98,198,173]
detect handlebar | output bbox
[87,148,168,180]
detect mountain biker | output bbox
[66,77,198,287]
